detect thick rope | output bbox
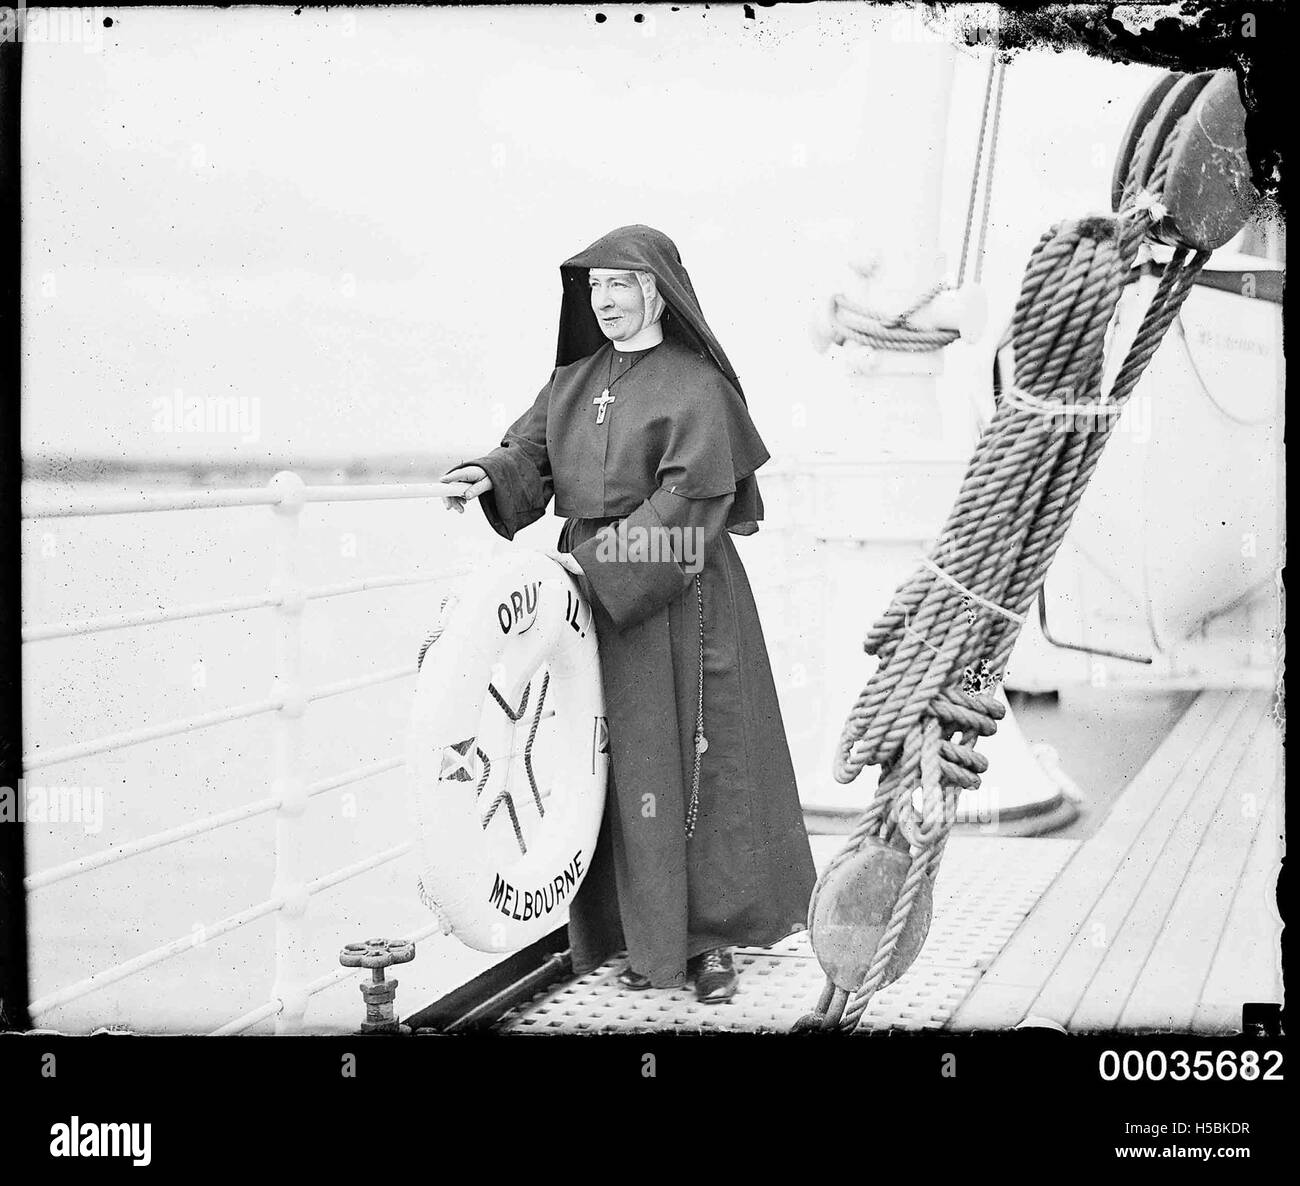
[828,278,959,352]
[798,110,1212,1034]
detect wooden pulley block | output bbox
[810,836,934,993]
[1155,71,1255,251]
[1126,71,1215,203]
[1111,71,1180,212]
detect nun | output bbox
[442,225,816,1003]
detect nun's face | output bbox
[589,271,646,341]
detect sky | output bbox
[22,3,1166,463]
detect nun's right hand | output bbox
[439,465,492,512]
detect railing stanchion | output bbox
[268,471,311,1034]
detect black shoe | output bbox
[617,965,652,990]
[687,948,737,1003]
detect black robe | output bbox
[461,227,816,986]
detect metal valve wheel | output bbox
[340,939,417,1034]
[339,938,416,972]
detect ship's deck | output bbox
[497,689,1281,1034]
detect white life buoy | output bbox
[407,549,608,953]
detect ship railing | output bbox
[20,466,818,1034]
[19,473,473,1034]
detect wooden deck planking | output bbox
[1117,716,1281,1030]
[1192,781,1284,1032]
[946,690,1244,1029]
[1067,696,1273,1029]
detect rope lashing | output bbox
[918,557,1026,626]
[820,50,1007,357]
[825,276,960,353]
[796,102,1213,1035]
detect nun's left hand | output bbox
[542,549,584,578]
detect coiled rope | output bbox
[797,102,1212,1034]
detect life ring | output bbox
[407,549,608,953]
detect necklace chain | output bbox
[608,346,652,388]
[594,345,653,423]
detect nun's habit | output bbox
[462,225,816,987]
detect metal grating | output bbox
[924,837,1079,971]
[498,836,1078,1033]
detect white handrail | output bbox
[22,694,284,771]
[307,665,416,703]
[306,754,406,796]
[302,482,468,504]
[302,569,460,602]
[21,487,283,518]
[306,841,413,897]
[22,569,461,644]
[24,755,405,891]
[209,1000,283,1037]
[29,894,285,1017]
[23,665,418,770]
[23,592,280,643]
[21,478,468,520]
[26,797,279,891]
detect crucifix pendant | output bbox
[593,388,616,424]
